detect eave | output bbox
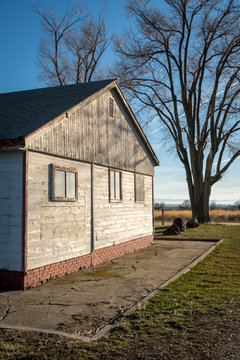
[0,138,25,151]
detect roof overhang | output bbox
[0,138,25,151]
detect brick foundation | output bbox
[0,235,153,290]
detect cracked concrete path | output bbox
[0,240,220,338]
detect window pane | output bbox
[135,174,144,201]
[115,171,121,200]
[55,170,65,197]
[66,172,76,199]
[110,170,115,199]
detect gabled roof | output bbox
[0,79,114,140]
[0,79,159,166]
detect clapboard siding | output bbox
[93,165,153,250]
[0,151,23,271]
[26,90,154,176]
[27,152,91,270]
[26,152,153,270]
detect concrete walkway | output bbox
[0,239,222,341]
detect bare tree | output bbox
[234,199,240,210]
[209,200,217,210]
[182,200,191,210]
[114,0,240,222]
[34,3,111,85]
[65,12,110,83]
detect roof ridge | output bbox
[0,78,117,96]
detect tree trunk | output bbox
[191,181,211,223]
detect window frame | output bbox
[109,168,122,202]
[134,173,145,202]
[52,164,78,202]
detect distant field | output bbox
[154,209,240,222]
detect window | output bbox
[110,169,122,201]
[52,165,78,201]
[135,173,145,202]
[109,97,114,118]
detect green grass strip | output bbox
[126,225,240,339]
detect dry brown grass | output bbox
[155,209,192,221]
[210,209,240,222]
[154,209,240,222]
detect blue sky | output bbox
[0,0,239,204]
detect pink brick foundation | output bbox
[0,235,153,290]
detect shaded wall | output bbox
[0,151,23,271]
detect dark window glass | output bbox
[110,169,121,201]
[135,173,145,202]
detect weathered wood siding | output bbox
[25,89,154,175]
[0,151,23,271]
[93,165,153,250]
[26,152,153,270]
[27,152,91,270]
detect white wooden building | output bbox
[0,79,159,289]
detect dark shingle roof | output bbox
[0,79,115,140]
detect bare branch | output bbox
[34,3,111,85]
[115,0,240,222]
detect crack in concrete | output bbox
[1,305,10,321]
[49,302,69,307]
[110,259,118,265]
[0,296,10,321]
[59,307,67,315]
[144,288,151,293]
[71,279,102,283]
[86,301,110,307]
